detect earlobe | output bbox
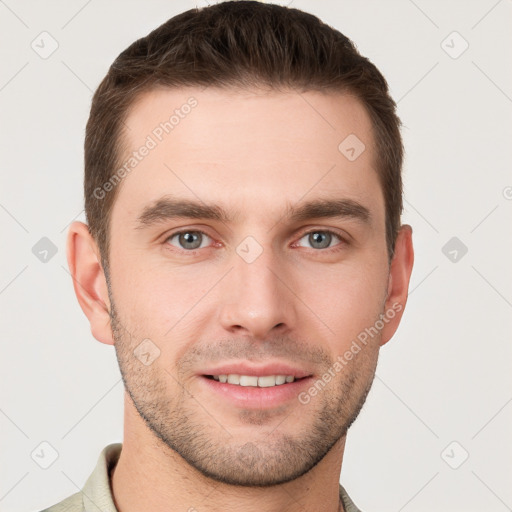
[380,225,414,346]
[66,221,114,345]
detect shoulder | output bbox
[38,491,83,512]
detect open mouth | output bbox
[203,374,309,388]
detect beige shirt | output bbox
[40,443,363,512]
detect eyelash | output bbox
[164,228,348,254]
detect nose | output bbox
[218,246,297,340]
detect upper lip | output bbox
[200,362,313,379]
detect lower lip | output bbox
[199,376,313,409]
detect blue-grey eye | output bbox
[297,230,341,250]
[168,231,211,250]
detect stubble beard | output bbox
[109,297,379,487]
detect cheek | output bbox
[297,262,388,347]
[111,254,217,341]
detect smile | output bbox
[207,374,298,387]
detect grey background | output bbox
[1,1,511,511]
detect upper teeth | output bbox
[212,375,295,387]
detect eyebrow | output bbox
[135,197,234,227]
[286,197,370,224]
[135,195,371,229]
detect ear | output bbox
[380,224,414,346]
[66,221,113,345]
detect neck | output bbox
[110,396,346,512]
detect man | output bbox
[43,1,413,510]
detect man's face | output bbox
[107,86,392,486]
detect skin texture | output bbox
[68,86,414,512]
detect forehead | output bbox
[112,86,383,224]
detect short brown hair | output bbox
[85,0,403,271]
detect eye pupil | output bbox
[309,231,331,249]
[180,231,202,249]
